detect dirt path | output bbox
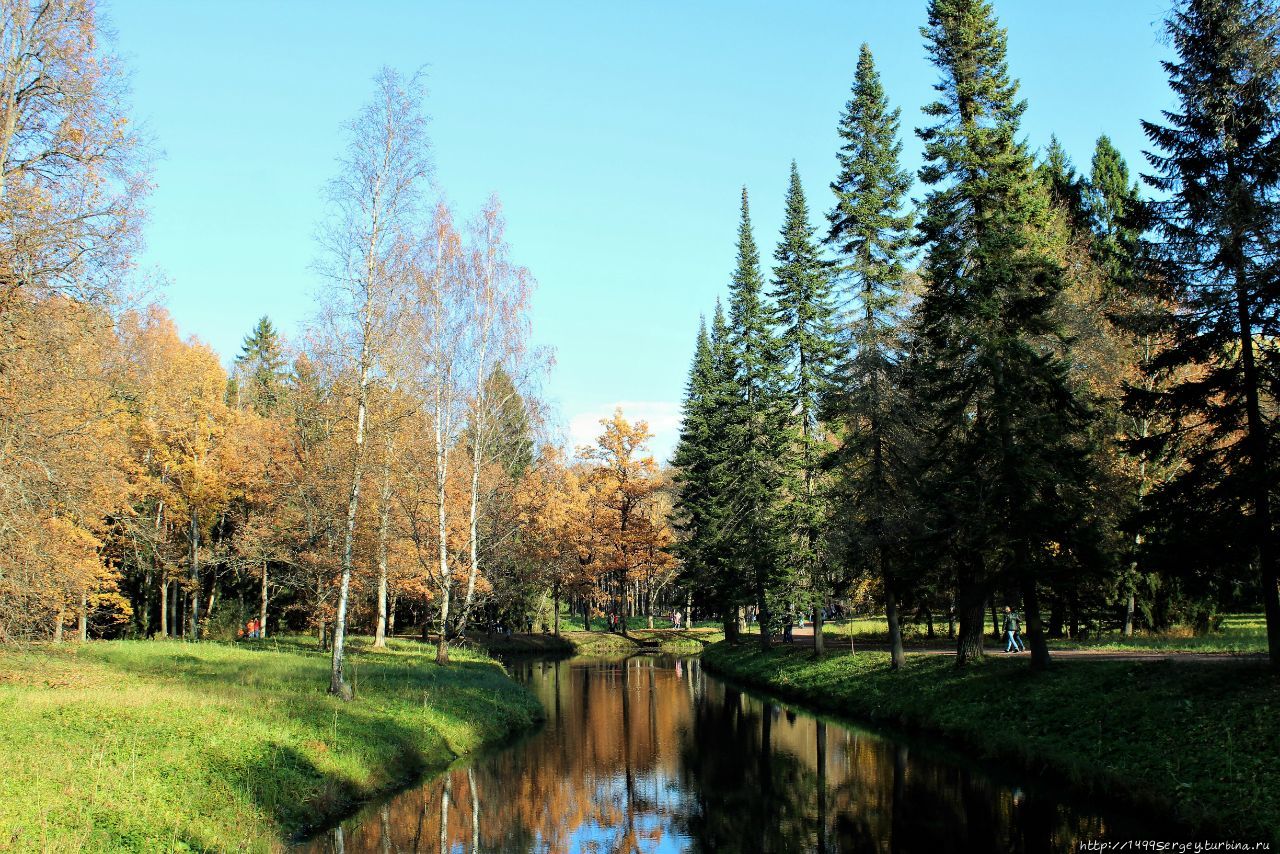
[770,625,1268,663]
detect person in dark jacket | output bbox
[1003,606,1025,652]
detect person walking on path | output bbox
[672,610,683,630]
[1003,606,1024,653]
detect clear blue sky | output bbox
[108,0,1176,461]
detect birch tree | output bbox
[316,68,429,699]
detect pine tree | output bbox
[234,316,287,415]
[1138,0,1280,666]
[911,0,1100,668]
[673,309,742,640]
[825,43,916,667]
[724,188,789,649]
[769,161,839,651]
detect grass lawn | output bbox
[0,636,542,852]
[702,641,1279,844]
[800,612,1270,654]
[1048,613,1269,654]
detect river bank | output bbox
[701,641,1279,844]
[0,637,542,852]
[467,627,722,656]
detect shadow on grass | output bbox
[83,639,542,842]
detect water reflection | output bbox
[298,655,1152,853]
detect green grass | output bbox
[797,612,1270,654]
[0,636,543,852]
[702,641,1279,844]
[1048,613,1269,654]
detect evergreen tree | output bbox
[1137,0,1280,666]
[724,188,789,649]
[825,43,916,667]
[673,307,743,640]
[911,0,1100,668]
[1039,135,1090,231]
[769,161,839,650]
[235,316,287,415]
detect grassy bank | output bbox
[702,641,1279,844]
[468,628,722,657]
[0,636,542,852]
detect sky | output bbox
[107,0,1178,463]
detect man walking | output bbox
[1003,606,1025,653]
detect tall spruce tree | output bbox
[911,0,1100,668]
[1084,135,1160,637]
[826,43,916,668]
[770,161,839,652]
[724,187,789,649]
[674,316,723,633]
[1138,0,1280,666]
[235,316,287,415]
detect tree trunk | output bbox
[723,606,739,644]
[1048,596,1066,638]
[989,600,999,639]
[1021,577,1050,670]
[955,573,986,666]
[885,579,905,670]
[54,606,64,642]
[331,353,369,701]
[159,578,168,638]
[434,356,452,666]
[388,591,397,637]
[373,435,393,649]
[78,589,88,642]
[1233,257,1280,668]
[553,582,561,636]
[813,599,824,657]
[260,561,269,640]
[189,509,201,641]
[456,423,483,638]
[1122,586,1135,638]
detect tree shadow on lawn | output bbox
[94,643,538,841]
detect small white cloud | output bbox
[568,400,683,464]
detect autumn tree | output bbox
[579,410,674,634]
[315,68,429,698]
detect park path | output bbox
[776,624,1267,663]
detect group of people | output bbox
[239,618,263,639]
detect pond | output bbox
[298,654,1163,853]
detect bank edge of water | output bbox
[468,628,722,657]
[0,638,544,852]
[701,641,1280,845]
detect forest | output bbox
[672,0,1280,670]
[0,1,677,700]
[2,0,1279,849]
[3,0,1280,686]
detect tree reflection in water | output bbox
[298,655,1154,853]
